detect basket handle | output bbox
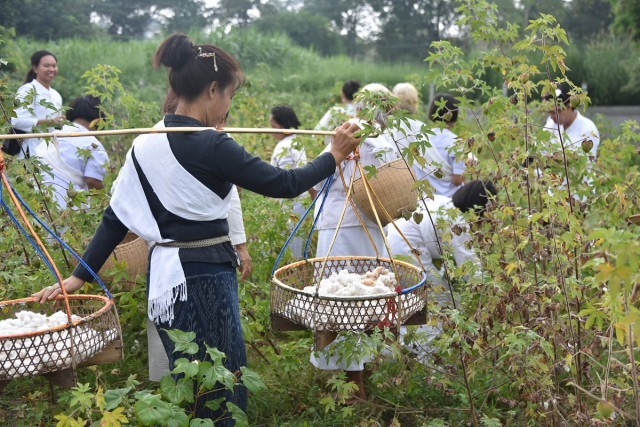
[271,175,334,277]
[0,163,72,326]
[0,155,113,311]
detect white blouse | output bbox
[11,79,63,159]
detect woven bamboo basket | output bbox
[351,159,418,227]
[73,232,148,290]
[0,295,123,381]
[99,232,148,282]
[271,256,427,333]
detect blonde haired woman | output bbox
[392,82,420,115]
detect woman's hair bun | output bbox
[154,33,194,70]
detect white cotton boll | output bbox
[334,287,353,297]
[337,272,354,287]
[378,274,396,288]
[322,282,341,296]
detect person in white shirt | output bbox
[313,83,398,260]
[315,80,361,144]
[11,50,64,159]
[311,83,399,402]
[34,95,109,210]
[387,180,497,362]
[390,83,455,197]
[269,105,312,259]
[541,85,600,200]
[543,86,600,161]
[419,93,466,197]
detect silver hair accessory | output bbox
[196,47,218,72]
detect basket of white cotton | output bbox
[0,295,122,381]
[271,256,427,332]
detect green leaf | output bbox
[197,362,217,390]
[239,367,266,393]
[190,419,215,427]
[204,397,225,412]
[99,407,129,427]
[134,395,172,426]
[226,402,249,427]
[319,395,336,413]
[212,364,237,391]
[165,403,190,427]
[53,413,86,427]
[160,376,195,405]
[173,359,200,378]
[204,345,226,364]
[69,383,94,411]
[164,329,199,355]
[104,387,132,411]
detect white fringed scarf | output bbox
[111,121,231,325]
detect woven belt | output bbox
[154,235,230,249]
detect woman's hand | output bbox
[329,121,361,164]
[32,276,85,304]
[234,243,252,281]
[37,115,64,127]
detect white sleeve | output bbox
[10,85,38,131]
[315,108,336,131]
[227,186,246,245]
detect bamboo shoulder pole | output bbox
[0,127,337,140]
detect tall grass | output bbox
[6,29,426,124]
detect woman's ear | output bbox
[208,81,219,97]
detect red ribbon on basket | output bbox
[376,284,402,329]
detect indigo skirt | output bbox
[153,262,247,425]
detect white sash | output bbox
[111,121,231,325]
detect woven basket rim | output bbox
[272,256,425,301]
[354,158,411,176]
[0,295,114,340]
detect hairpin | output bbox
[196,47,218,72]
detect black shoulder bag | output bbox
[2,83,37,156]
[2,127,28,155]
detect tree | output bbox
[158,1,213,34]
[610,0,640,40]
[302,0,379,58]
[217,0,258,28]
[373,0,459,62]
[251,11,344,56]
[565,0,613,41]
[0,0,98,40]
[522,0,569,29]
[92,0,211,39]
[93,0,171,38]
